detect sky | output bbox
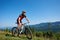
[0,0,60,27]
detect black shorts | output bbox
[17,20,22,24]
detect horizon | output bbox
[0,21,60,31]
[0,0,60,27]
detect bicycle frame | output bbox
[19,23,29,33]
[12,22,32,39]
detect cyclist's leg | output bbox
[17,20,22,29]
[18,24,22,29]
[18,21,25,34]
[17,20,22,34]
[20,25,25,34]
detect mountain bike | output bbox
[12,23,32,39]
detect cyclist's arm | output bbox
[25,17,30,23]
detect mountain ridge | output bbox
[0,21,60,32]
[30,21,60,32]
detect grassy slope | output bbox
[0,31,60,40]
[0,31,46,40]
[0,31,28,40]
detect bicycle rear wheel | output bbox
[12,27,18,36]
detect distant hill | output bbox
[30,21,60,32]
[0,21,60,32]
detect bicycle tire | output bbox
[25,27,32,39]
[12,27,19,36]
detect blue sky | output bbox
[0,0,60,27]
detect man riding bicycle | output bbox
[17,11,30,34]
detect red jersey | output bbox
[17,14,26,23]
[19,14,26,20]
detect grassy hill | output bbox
[0,31,28,40]
[0,31,60,40]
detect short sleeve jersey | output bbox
[19,14,26,20]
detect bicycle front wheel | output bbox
[25,27,32,39]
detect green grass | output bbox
[0,31,60,40]
[0,31,27,40]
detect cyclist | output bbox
[17,11,30,34]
